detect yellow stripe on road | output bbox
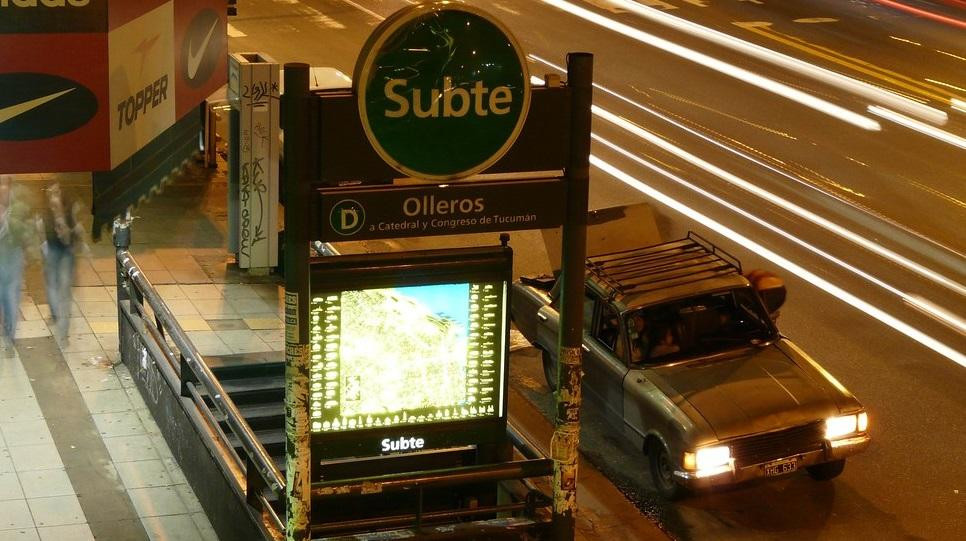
[734,21,959,106]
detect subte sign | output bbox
[353,1,530,181]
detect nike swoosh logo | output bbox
[0,88,76,125]
[187,19,219,80]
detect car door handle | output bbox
[537,313,548,321]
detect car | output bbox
[511,233,870,499]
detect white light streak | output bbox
[530,59,966,268]
[593,106,966,296]
[601,0,948,125]
[593,134,960,333]
[868,106,966,149]
[539,0,881,131]
[591,155,966,367]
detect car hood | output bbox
[647,345,841,441]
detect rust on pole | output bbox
[551,52,593,541]
[283,62,312,541]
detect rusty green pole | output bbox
[552,52,593,541]
[283,62,311,541]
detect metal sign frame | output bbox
[282,14,594,540]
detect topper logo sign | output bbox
[354,1,530,181]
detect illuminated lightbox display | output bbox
[309,281,506,433]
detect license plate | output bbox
[764,458,798,477]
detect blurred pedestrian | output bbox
[37,183,85,340]
[0,175,31,346]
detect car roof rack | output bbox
[586,232,743,299]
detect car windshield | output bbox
[627,287,777,364]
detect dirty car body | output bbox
[511,234,870,498]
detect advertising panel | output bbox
[0,32,109,173]
[174,0,227,119]
[309,247,512,464]
[108,1,176,168]
[0,0,107,34]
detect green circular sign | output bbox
[354,2,530,181]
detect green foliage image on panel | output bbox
[341,285,468,415]
[309,282,503,433]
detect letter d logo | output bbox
[330,200,365,236]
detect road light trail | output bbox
[528,55,966,264]
[868,106,966,149]
[593,133,966,335]
[592,106,966,297]
[591,155,966,367]
[602,0,950,123]
[539,0,882,131]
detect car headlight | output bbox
[683,445,732,478]
[825,413,867,439]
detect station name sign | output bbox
[353,1,530,181]
[318,178,565,241]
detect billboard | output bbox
[0,0,108,34]
[0,0,227,174]
[108,1,175,168]
[0,32,109,173]
[309,246,511,462]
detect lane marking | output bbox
[590,155,966,367]
[227,23,247,38]
[600,0,948,124]
[734,21,959,106]
[540,0,882,130]
[793,17,839,23]
[0,88,75,125]
[868,105,966,149]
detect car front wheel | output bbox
[541,349,558,392]
[806,459,846,481]
[649,442,688,500]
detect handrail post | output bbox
[113,217,131,306]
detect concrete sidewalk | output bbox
[5,158,667,540]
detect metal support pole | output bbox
[283,62,312,541]
[551,52,593,541]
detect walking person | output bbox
[37,182,85,341]
[0,175,31,348]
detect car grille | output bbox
[729,421,826,467]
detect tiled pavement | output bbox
[1,165,262,540]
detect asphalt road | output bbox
[228,1,965,539]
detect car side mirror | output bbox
[745,269,786,317]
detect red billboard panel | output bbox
[174,0,227,119]
[0,0,107,34]
[0,32,109,173]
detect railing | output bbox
[112,220,285,536]
[113,222,554,539]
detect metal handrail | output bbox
[118,251,284,494]
[115,248,285,512]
